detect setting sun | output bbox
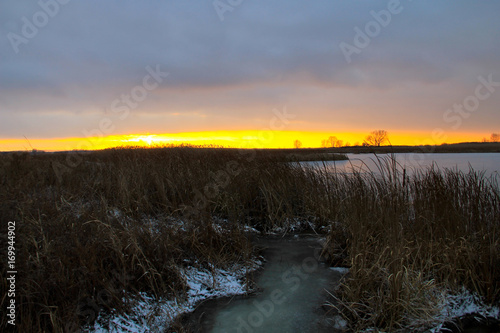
[0,130,488,152]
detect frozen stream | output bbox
[187,235,346,332]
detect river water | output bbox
[191,235,346,333]
[304,153,500,177]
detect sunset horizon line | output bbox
[0,130,495,152]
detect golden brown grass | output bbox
[0,148,263,331]
[0,148,498,332]
[320,155,500,331]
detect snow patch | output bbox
[332,315,348,330]
[86,261,262,332]
[329,267,350,274]
[243,225,260,234]
[429,288,500,332]
[268,218,317,234]
[109,208,122,219]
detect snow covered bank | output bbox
[85,260,262,332]
[429,288,500,332]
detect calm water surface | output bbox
[304,153,500,177]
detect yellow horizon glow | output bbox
[0,130,489,152]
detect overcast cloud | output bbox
[1,0,499,139]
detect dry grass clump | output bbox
[321,155,500,331]
[338,254,443,330]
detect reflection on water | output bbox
[302,153,500,177]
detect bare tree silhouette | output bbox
[321,136,344,148]
[363,130,389,147]
[490,133,499,142]
[294,139,303,148]
[321,136,336,148]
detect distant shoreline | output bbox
[1,142,500,155]
[275,142,500,155]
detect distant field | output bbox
[2,142,499,157]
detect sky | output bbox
[1,0,499,151]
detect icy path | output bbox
[193,235,347,333]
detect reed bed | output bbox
[0,148,254,331]
[0,146,333,331]
[319,155,500,331]
[0,148,498,331]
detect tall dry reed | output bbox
[319,155,499,331]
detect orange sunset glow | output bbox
[0,130,487,152]
[1,2,499,152]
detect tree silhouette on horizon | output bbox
[363,130,389,147]
[294,139,303,148]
